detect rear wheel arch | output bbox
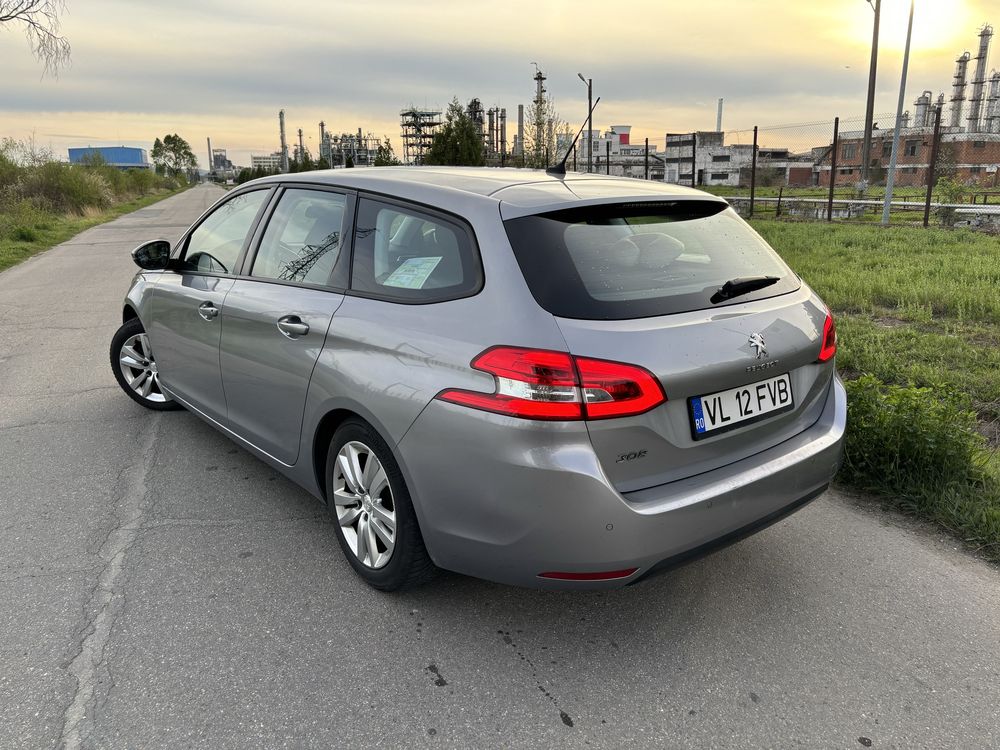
[122,304,139,324]
[313,409,358,501]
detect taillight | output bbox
[575,356,666,420]
[436,346,666,421]
[817,311,837,363]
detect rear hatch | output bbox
[502,199,836,493]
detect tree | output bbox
[0,1,71,77]
[424,98,485,167]
[374,138,400,167]
[151,134,198,177]
[523,94,564,168]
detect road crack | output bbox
[57,413,162,750]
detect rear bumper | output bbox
[397,376,846,589]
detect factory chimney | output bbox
[716,98,724,132]
[279,110,289,172]
[516,103,524,158]
[500,108,507,163]
[298,128,305,165]
[206,137,213,173]
[950,52,971,128]
[986,71,1000,133]
[967,25,994,133]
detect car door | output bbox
[149,188,272,422]
[218,186,352,465]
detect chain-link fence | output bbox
[562,112,1000,229]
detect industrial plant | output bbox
[663,24,999,189]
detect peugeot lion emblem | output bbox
[748,333,767,359]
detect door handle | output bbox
[198,301,219,321]
[277,315,309,339]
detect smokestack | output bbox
[516,103,524,157]
[279,109,289,172]
[500,108,507,161]
[950,52,971,129]
[987,71,1000,133]
[488,108,495,156]
[716,98,724,132]
[298,128,305,164]
[967,25,993,133]
[206,137,213,172]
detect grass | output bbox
[752,218,1000,561]
[1,138,187,273]
[0,188,184,273]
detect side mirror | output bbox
[132,240,172,270]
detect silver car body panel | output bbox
[148,273,235,424]
[120,168,846,588]
[218,280,345,465]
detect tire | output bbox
[110,318,182,411]
[326,419,436,591]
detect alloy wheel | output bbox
[332,441,397,569]
[118,332,169,403]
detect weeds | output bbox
[753,218,1000,561]
[0,138,185,271]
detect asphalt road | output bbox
[1,184,998,750]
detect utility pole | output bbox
[861,0,882,190]
[578,73,593,173]
[882,0,914,226]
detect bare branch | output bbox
[0,0,71,77]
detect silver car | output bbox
[111,168,845,590]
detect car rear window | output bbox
[503,201,800,320]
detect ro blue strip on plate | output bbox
[691,398,706,433]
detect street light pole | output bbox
[578,73,592,173]
[882,0,915,226]
[861,0,882,190]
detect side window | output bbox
[251,189,346,286]
[351,199,480,302]
[181,190,269,274]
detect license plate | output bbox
[689,373,794,440]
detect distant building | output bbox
[68,146,151,170]
[211,148,233,172]
[663,132,813,187]
[319,129,380,167]
[819,120,1000,188]
[560,125,663,179]
[250,152,283,171]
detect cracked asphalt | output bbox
[1,184,999,749]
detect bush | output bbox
[842,375,988,495]
[841,375,1000,559]
[0,198,48,242]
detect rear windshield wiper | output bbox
[710,275,780,304]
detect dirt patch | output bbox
[873,316,908,328]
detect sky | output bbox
[1,0,996,167]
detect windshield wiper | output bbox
[710,275,780,304]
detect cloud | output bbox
[1,0,995,166]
